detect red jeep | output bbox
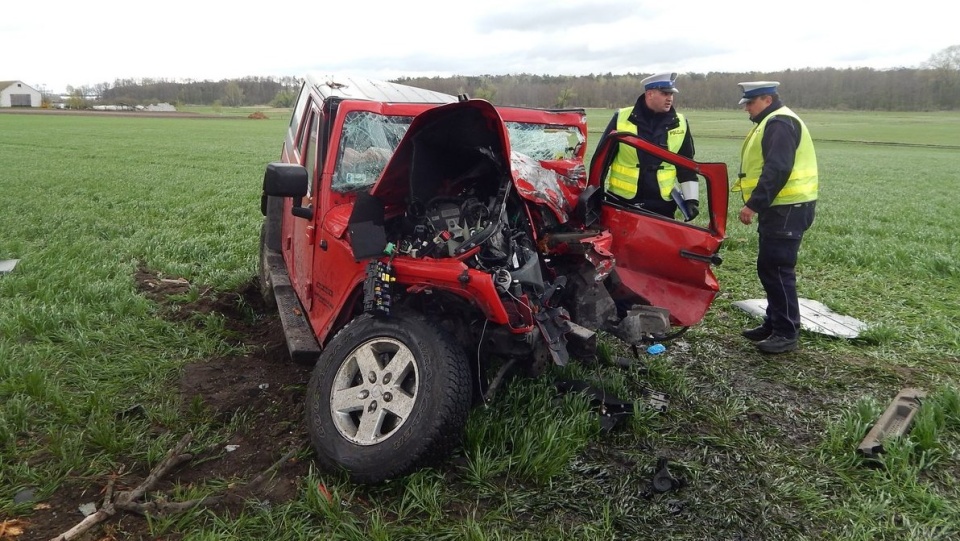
[259,74,728,483]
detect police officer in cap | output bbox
[593,72,699,220]
[735,81,819,354]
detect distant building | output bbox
[0,81,42,107]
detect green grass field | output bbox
[1,108,959,540]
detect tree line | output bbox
[65,76,302,109]
[65,46,960,111]
[399,65,959,111]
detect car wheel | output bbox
[257,223,277,310]
[306,312,471,483]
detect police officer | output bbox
[735,81,818,354]
[593,72,699,220]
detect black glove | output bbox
[685,199,699,221]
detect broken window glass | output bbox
[506,122,584,161]
[333,111,414,192]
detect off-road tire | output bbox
[258,192,284,311]
[257,223,277,310]
[306,312,471,483]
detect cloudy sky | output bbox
[3,0,954,94]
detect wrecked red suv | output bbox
[259,74,728,483]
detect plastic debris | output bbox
[0,259,19,275]
[318,483,334,503]
[666,499,684,515]
[858,388,927,459]
[13,488,35,504]
[78,502,97,516]
[118,404,146,419]
[225,445,240,452]
[651,457,681,493]
[647,343,666,355]
[614,356,649,373]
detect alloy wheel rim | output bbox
[329,337,420,445]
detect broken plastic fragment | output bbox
[858,388,926,459]
[13,488,35,504]
[647,344,666,355]
[0,259,19,275]
[652,457,680,493]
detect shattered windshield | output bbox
[333,111,414,192]
[332,115,583,192]
[506,122,584,161]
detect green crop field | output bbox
[1,108,959,540]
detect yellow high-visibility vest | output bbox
[606,107,686,200]
[735,106,818,205]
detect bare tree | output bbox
[923,44,960,71]
[93,82,111,101]
[922,45,960,109]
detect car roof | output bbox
[303,73,457,104]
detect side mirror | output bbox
[261,162,312,219]
[576,184,602,228]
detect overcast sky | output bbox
[3,0,955,94]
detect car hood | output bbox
[370,99,588,225]
[370,100,512,209]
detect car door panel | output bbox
[591,132,729,326]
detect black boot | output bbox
[741,325,772,342]
[756,335,798,354]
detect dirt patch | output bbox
[19,268,313,540]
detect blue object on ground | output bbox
[647,344,666,355]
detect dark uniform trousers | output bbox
[756,201,816,339]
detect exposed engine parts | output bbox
[397,193,496,259]
[345,102,685,373]
[367,151,673,363]
[391,178,548,301]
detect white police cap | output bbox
[641,72,679,94]
[738,81,780,105]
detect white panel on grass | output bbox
[0,259,20,275]
[733,298,869,339]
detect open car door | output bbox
[591,132,729,327]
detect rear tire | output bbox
[305,312,471,483]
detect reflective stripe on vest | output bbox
[736,106,818,205]
[606,107,686,200]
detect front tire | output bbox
[306,312,471,483]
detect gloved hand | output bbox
[685,199,699,221]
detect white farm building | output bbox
[0,81,42,107]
